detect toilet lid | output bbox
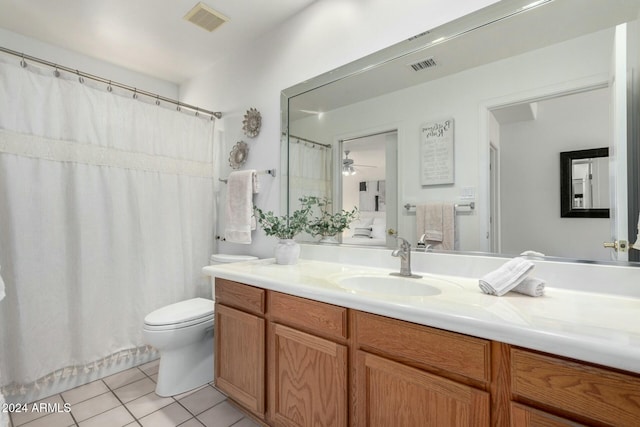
[144,297,214,326]
[210,254,258,263]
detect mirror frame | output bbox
[560,148,610,218]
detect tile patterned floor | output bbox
[9,360,260,427]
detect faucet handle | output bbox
[391,234,411,250]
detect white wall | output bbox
[500,88,611,260]
[289,28,614,251]
[0,28,178,98]
[179,0,499,258]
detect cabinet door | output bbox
[215,304,265,416]
[270,323,348,427]
[355,351,489,427]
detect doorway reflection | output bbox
[340,131,397,247]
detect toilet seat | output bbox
[143,314,213,331]
[144,297,214,331]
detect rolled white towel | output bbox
[512,277,545,297]
[479,257,534,296]
[520,250,545,259]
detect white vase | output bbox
[274,239,300,265]
[319,235,339,244]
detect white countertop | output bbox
[202,258,640,375]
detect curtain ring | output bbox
[155,95,160,106]
[76,70,84,83]
[107,80,113,92]
[20,54,27,68]
[195,107,199,117]
[132,88,138,99]
[176,102,181,112]
[53,66,60,77]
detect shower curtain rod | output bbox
[288,134,331,148]
[0,46,222,120]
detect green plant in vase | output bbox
[301,196,358,244]
[254,202,311,264]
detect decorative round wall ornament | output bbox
[229,141,249,169]
[242,108,262,138]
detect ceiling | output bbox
[0,0,317,83]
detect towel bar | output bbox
[219,169,276,183]
[404,202,475,211]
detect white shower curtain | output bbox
[0,58,218,402]
[288,139,332,209]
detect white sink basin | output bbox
[334,274,461,296]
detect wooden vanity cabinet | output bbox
[214,279,266,419]
[353,311,491,426]
[268,292,348,427]
[213,279,640,427]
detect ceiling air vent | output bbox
[184,2,229,32]
[409,57,437,72]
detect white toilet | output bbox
[143,253,258,397]
[143,298,215,396]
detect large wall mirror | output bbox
[281,0,640,264]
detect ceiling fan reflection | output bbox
[342,150,376,176]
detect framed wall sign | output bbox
[420,118,454,186]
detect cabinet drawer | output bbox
[215,278,265,315]
[269,291,347,340]
[511,348,640,426]
[510,402,586,426]
[355,311,490,382]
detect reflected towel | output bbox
[512,277,545,297]
[478,257,534,296]
[416,203,455,250]
[224,170,259,244]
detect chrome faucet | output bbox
[416,234,433,252]
[390,235,422,278]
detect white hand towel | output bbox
[225,170,258,244]
[512,277,545,297]
[478,257,534,296]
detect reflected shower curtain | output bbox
[288,139,332,210]
[0,58,218,402]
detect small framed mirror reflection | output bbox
[560,148,609,218]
